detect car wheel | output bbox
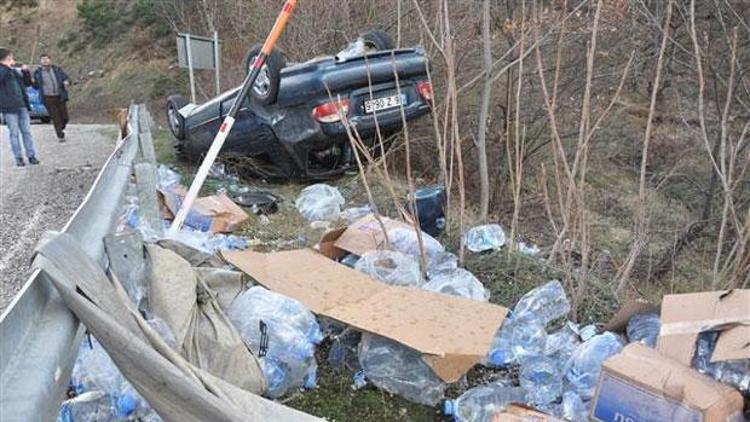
[360,29,394,51]
[243,44,286,105]
[166,94,188,140]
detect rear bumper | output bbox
[320,102,431,139]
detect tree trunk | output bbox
[477,0,492,220]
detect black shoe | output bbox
[58,137,66,143]
[28,156,40,165]
[15,158,25,167]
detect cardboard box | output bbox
[158,186,249,233]
[592,343,744,422]
[490,404,564,421]
[657,289,750,365]
[602,298,659,333]
[222,248,508,382]
[320,214,416,258]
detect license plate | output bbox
[364,94,403,113]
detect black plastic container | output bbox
[406,185,446,237]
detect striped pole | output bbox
[169,0,298,235]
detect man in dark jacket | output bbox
[33,53,70,142]
[0,47,39,166]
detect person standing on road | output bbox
[0,47,40,167]
[32,53,70,142]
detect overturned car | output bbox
[166,31,432,180]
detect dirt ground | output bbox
[0,122,117,313]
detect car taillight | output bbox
[417,81,433,102]
[312,99,350,123]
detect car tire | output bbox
[166,94,188,140]
[243,44,286,105]
[360,29,394,51]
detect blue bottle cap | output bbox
[489,349,508,367]
[443,399,455,416]
[116,393,138,418]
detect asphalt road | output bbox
[0,123,117,313]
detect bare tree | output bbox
[476,0,492,220]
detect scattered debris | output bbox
[464,224,507,252]
[222,248,508,383]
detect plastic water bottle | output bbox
[422,268,490,302]
[692,331,750,395]
[443,382,527,422]
[486,320,516,368]
[512,280,570,325]
[428,251,459,276]
[354,250,424,287]
[519,355,562,406]
[387,227,446,270]
[510,318,548,362]
[358,333,446,406]
[464,224,507,252]
[565,332,624,399]
[545,322,581,372]
[626,313,661,348]
[228,286,323,345]
[487,317,547,367]
[561,390,589,421]
[295,184,345,221]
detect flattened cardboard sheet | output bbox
[223,248,508,382]
[657,289,750,365]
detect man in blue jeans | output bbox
[0,47,39,167]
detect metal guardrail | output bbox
[0,105,143,422]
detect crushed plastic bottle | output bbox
[565,332,624,400]
[227,286,321,398]
[443,381,527,422]
[166,228,249,254]
[520,355,562,406]
[509,318,548,362]
[626,312,661,348]
[422,268,490,302]
[328,330,362,372]
[295,184,345,221]
[692,331,750,395]
[428,251,459,276]
[354,250,423,287]
[487,317,547,367]
[358,333,445,406]
[387,226,445,270]
[516,241,541,256]
[228,286,322,345]
[68,337,155,421]
[339,254,360,268]
[578,324,598,342]
[545,322,581,372]
[512,280,570,325]
[464,224,507,252]
[561,390,589,422]
[157,165,181,190]
[486,319,516,368]
[341,205,372,224]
